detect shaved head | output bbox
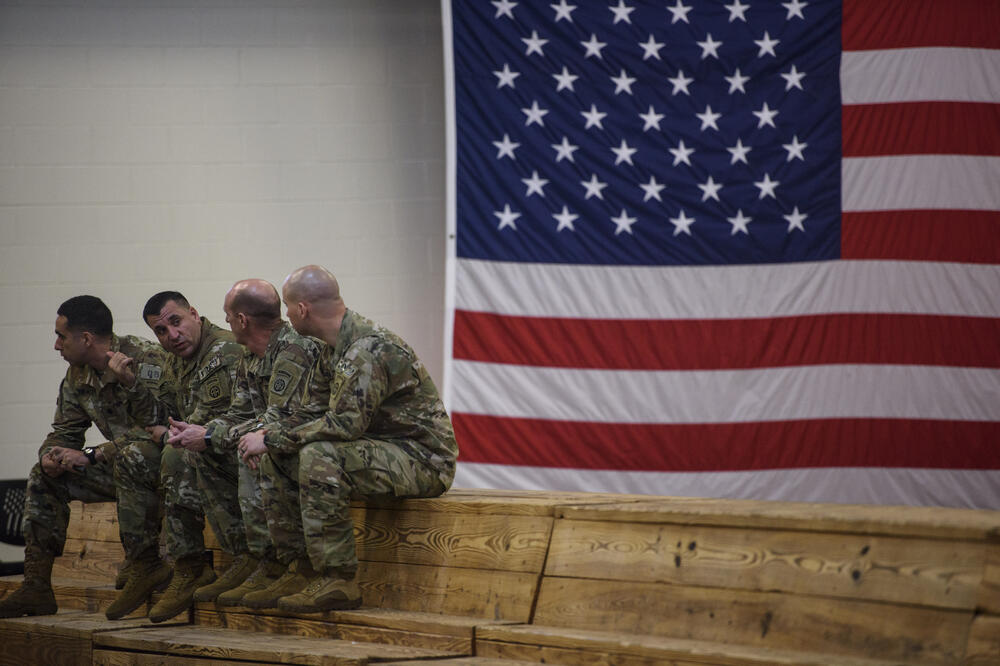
[226,279,281,323]
[283,265,342,308]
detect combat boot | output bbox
[105,557,172,620]
[0,551,57,618]
[192,553,256,603]
[241,558,315,609]
[114,560,132,590]
[216,557,285,607]
[148,556,216,623]
[276,569,361,613]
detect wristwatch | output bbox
[203,425,214,446]
[83,447,98,465]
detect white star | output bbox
[725,68,749,94]
[522,100,549,127]
[551,0,577,22]
[782,0,807,20]
[753,101,778,128]
[611,209,638,235]
[581,33,608,59]
[522,30,548,56]
[698,175,723,201]
[639,175,665,202]
[581,173,608,200]
[727,138,751,164]
[667,0,692,24]
[639,105,664,131]
[611,139,637,165]
[522,170,549,197]
[493,63,520,89]
[552,66,579,92]
[553,206,578,231]
[754,173,780,199]
[725,0,749,22]
[492,0,517,19]
[492,134,520,160]
[581,104,607,129]
[727,209,751,235]
[639,34,665,61]
[668,69,694,95]
[781,64,805,90]
[755,31,779,57]
[696,104,721,131]
[784,206,807,232]
[494,203,520,230]
[697,33,722,59]
[551,136,579,163]
[609,0,635,24]
[669,139,694,166]
[783,135,807,161]
[611,69,637,95]
[669,209,695,235]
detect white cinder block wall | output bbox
[0,0,448,478]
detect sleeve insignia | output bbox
[271,369,292,395]
[137,364,163,382]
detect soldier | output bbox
[240,265,457,612]
[106,292,251,622]
[166,279,324,614]
[0,296,168,619]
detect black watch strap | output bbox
[83,447,98,465]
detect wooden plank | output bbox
[358,560,539,620]
[94,649,284,666]
[359,489,650,517]
[195,608,471,652]
[477,626,911,666]
[94,625,458,665]
[382,659,544,665]
[353,507,552,572]
[532,576,970,663]
[66,501,120,543]
[0,575,121,612]
[54,536,124,584]
[978,544,1000,613]
[964,614,1000,665]
[558,499,1000,541]
[546,518,986,609]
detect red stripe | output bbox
[843,0,1000,50]
[843,103,1000,157]
[454,414,1000,471]
[842,210,1000,264]
[453,311,1000,370]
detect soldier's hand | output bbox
[145,425,168,447]
[238,431,267,468]
[167,420,208,453]
[41,448,66,478]
[106,351,137,387]
[46,446,88,474]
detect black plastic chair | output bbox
[0,479,26,576]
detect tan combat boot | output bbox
[0,551,57,618]
[215,557,285,607]
[114,559,132,590]
[105,557,172,620]
[148,556,216,623]
[276,568,361,613]
[240,558,315,609]
[192,553,257,603]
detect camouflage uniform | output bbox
[262,310,457,574]
[25,335,167,563]
[203,322,324,560]
[126,319,246,561]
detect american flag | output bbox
[441,0,1000,507]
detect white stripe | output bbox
[454,463,1000,510]
[841,48,1000,104]
[451,361,1000,423]
[844,156,1000,212]
[455,258,1000,319]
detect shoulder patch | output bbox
[336,359,358,379]
[207,356,221,371]
[271,369,292,395]
[137,363,162,382]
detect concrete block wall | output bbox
[0,0,447,476]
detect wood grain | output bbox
[546,519,986,609]
[978,544,1000,613]
[964,614,1000,665]
[361,489,649,517]
[93,649,285,666]
[54,537,125,583]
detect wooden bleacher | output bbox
[0,490,998,665]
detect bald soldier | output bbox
[164,279,325,617]
[239,265,457,612]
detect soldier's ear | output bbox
[189,306,199,319]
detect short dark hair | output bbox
[57,296,113,338]
[143,291,190,323]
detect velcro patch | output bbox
[137,364,162,381]
[203,376,226,402]
[271,369,292,395]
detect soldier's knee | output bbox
[298,442,344,485]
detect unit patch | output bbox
[271,370,292,395]
[137,364,163,381]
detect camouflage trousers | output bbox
[23,440,162,562]
[260,438,446,574]
[160,446,272,561]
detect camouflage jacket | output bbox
[130,318,244,427]
[205,321,324,453]
[40,334,168,462]
[273,310,458,485]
